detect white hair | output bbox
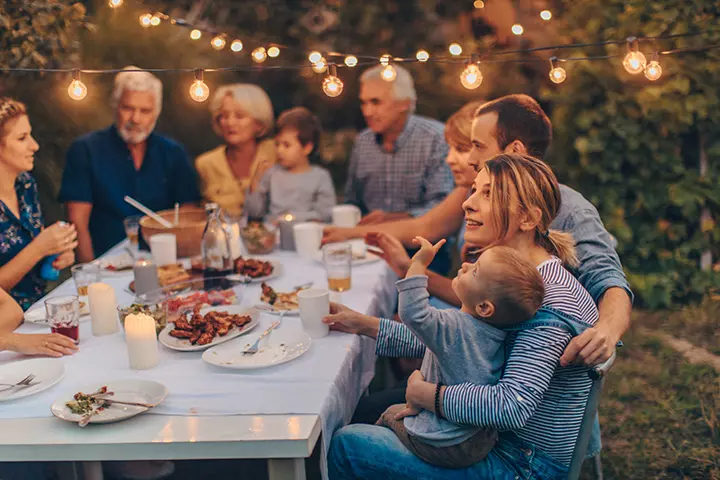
[360,64,417,113]
[209,84,275,138]
[111,66,163,115]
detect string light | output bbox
[511,24,524,35]
[449,43,463,56]
[190,29,201,40]
[381,64,397,82]
[252,47,268,63]
[540,10,552,21]
[309,51,323,64]
[623,37,647,74]
[150,15,161,26]
[416,50,430,62]
[211,35,226,50]
[644,51,662,81]
[268,46,280,58]
[189,69,210,102]
[380,54,391,66]
[344,55,358,67]
[108,0,123,8]
[67,70,87,101]
[474,1,485,8]
[322,64,344,97]
[312,57,328,73]
[460,57,483,89]
[139,13,152,28]
[230,40,243,52]
[548,56,567,84]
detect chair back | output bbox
[567,352,616,480]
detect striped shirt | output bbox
[344,115,453,217]
[375,257,599,465]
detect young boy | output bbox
[377,237,545,468]
[244,107,336,223]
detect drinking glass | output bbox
[45,295,81,344]
[123,215,142,251]
[71,263,101,297]
[323,243,352,292]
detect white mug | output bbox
[293,223,323,258]
[332,205,362,228]
[297,289,330,338]
[149,233,177,266]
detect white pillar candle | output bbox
[124,313,160,370]
[229,223,242,260]
[88,282,119,336]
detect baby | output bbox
[378,237,545,468]
[244,106,336,223]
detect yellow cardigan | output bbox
[195,139,276,216]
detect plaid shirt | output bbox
[344,115,453,217]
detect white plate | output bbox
[95,253,135,273]
[158,306,260,352]
[313,250,382,267]
[202,325,311,370]
[0,358,65,402]
[228,261,283,284]
[51,379,167,425]
[24,301,90,324]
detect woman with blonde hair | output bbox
[326,153,599,479]
[196,84,276,215]
[0,97,77,310]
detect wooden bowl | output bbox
[139,207,206,258]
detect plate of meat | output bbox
[229,257,282,284]
[158,305,259,352]
[259,282,300,315]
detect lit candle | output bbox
[133,259,160,295]
[124,313,159,370]
[88,283,119,336]
[279,213,296,251]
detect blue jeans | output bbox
[328,424,568,480]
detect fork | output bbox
[242,321,280,355]
[293,281,313,291]
[0,374,36,392]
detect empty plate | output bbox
[0,358,65,402]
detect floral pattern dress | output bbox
[0,172,46,310]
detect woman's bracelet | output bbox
[434,383,444,418]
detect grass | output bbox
[580,308,719,480]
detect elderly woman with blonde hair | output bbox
[196,83,276,216]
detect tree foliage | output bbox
[541,0,720,307]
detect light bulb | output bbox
[344,55,358,67]
[189,80,210,102]
[381,65,397,82]
[511,24,524,35]
[252,47,267,63]
[549,67,567,84]
[230,40,243,52]
[150,15,161,26]
[108,0,123,8]
[268,46,280,58]
[474,0,485,8]
[309,51,322,64]
[380,54,391,66]
[323,75,344,97]
[139,13,152,28]
[190,29,202,40]
[460,64,483,89]
[540,10,552,20]
[312,57,327,73]
[416,50,430,62]
[644,60,662,81]
[449,43,462,56]
[623,51,647,75]
[211,36,226,50]
[68,80,87,101]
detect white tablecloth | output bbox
[0,243,385,478]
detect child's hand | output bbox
[393,402,421,421]
[411,236,446,268]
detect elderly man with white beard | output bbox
[60,66,200,261]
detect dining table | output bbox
[0,240,388,480]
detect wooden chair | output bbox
[567,352,616,480]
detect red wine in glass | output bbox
[51,324,80,344]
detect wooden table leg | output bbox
[268,458,306,480]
